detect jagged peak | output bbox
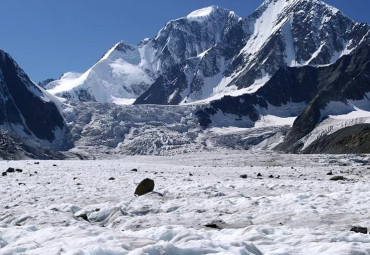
[257,0,340,15]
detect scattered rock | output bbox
[330,176,345,181]
[2,172,6,176]
[6,168,15,173]
[327,171,333,175]
[34,162,40,165]
[77,213,89,221]
[53,164,57,167]
[240,174,248,179]
[18,183,26,186]
[73,177,78,180]
[204,223,220,229]
[257,173,262,177]
[109,177,115,181]
[350,226,368,234]
[131,169,138,172]
[269,175,274,178]
[15,169,23,173]
[76,183,82,186]
[135,178,155,196]
[189,173,193,176]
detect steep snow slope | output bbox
[46,42,154,104]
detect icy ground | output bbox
[1,151,370,254]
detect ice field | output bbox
[1,151,370,254]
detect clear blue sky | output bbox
[0,0,369,82]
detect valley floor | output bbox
[1,150,370,254]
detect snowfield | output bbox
[1,151,370,254]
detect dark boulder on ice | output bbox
[2,172,6,176]
[6,167,15,173]
[134,178,155,196]
[330,176,345,181]
[350,226,368,234]
[240,174,247,179]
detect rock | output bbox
[330,176,345,181]
[6,167,15,173]
[327,171,333,175]
[77,213,89,221]
[134,178,155,196]
[257,173,262,177]
[240,174,248,179]
[109,177,115,181]
[34,162,39,165]
[350,226,367,234]
[204,223,220,229]
[269,175,274,178]
[131,168,138,172]
[2,172,7,176]
[15,169,22,173]
[18,183,26,186]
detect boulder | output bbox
[350,226,368,234]
[135,178,155,196]
[6,167,15,173]
[330,176,345,181]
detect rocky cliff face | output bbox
[0,50,65,148]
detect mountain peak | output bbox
[186,6,235,22]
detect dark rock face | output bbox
[303,124,370,154]
[0,50,65,143]
[277,42,370,152]
[195,66,320,129]
[0,130,65,160]
[134,178,155,196]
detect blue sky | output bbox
[0,0,369,82]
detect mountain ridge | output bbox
[46,0,369,105]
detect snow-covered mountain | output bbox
[197,40,370,153]
[46,6,240,104]
[0,49,65,149]
[138,0,370,104]
[46,0,369,105]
